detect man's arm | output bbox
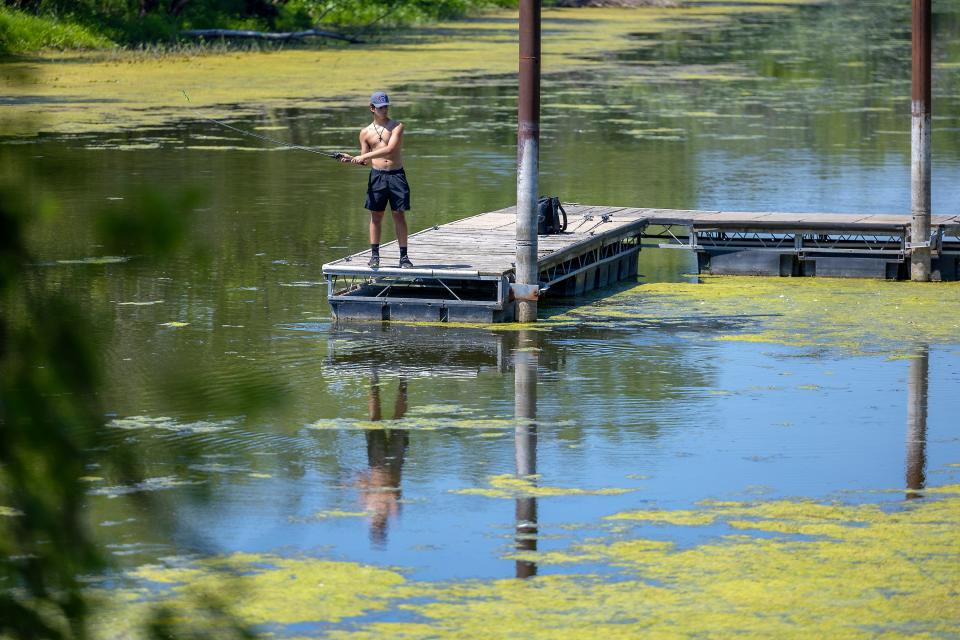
[340,129,370,163]
[360,129,371,156]
[353,123,403,164]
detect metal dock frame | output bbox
[538,227,643,296]
[642,221,960,280]
[325,267,514,323]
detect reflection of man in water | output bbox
[358,371,409,546]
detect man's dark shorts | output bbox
[365,168,411,213]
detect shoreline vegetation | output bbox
[0,0,513,54]
[1,1,687,55]
[0,0,818,137]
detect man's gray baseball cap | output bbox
[370,91,390,107]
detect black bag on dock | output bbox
[537,196,568,235]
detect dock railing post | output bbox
[911,0,932,281]
[516,0,541,322]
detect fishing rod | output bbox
[181,90,358,161]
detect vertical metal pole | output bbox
[514,330,538,578]
[516,0,541,322]
[911,0,932,281]
[905,346,929,499]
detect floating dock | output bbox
[641,209,960,280]
[322,205,960,322]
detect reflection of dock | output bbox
[324,325,508,379]
[322,206,960,323]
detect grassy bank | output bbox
[0,6,112,53]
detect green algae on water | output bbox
[559,276,960,355]
[56,256,130,265]
[1,2,819,136]
[605,508,718,526]
[108,415,238,433]
[87,481,960,637]
[89,476,199,498]
[307,415,518,432]
[452,473,634,499]
[90,553,406,638]
[336,487,960,638]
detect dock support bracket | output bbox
[510,283,540,302]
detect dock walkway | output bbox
[322,205,960,322]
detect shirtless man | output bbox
[340,91,412,269]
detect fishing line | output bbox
[181,90,349,160]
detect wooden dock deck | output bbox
[322,205,960,322]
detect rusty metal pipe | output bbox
[911,0,932,281]
[516,0,541,322]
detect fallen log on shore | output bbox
[181,28,361,44]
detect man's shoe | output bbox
[399,255,413,269]
[367,255,380,268]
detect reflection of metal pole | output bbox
[516,0,541,323]
[911,0,932,281]
[906,347,929,499]
[514,330,538,578]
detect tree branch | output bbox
[364,2,403,28]
[180,28,361,43]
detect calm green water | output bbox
[3,0,960,610]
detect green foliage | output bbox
[281,0,517,28]
[0,6,112,53]
[0,139,262,638]
[0,0,520,51]
[0,159,113,638]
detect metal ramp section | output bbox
[639,211,960,280]
[322,205,649,322]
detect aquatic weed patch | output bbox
[89,553,407,637]
[108,415,240,434]
[451,473,634,499]
[307,402,574,432]
[2,2,817,136]
[344,486,960,638]
[307,415,517,432]
[561,276,960,355]
[87,484,960,637]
